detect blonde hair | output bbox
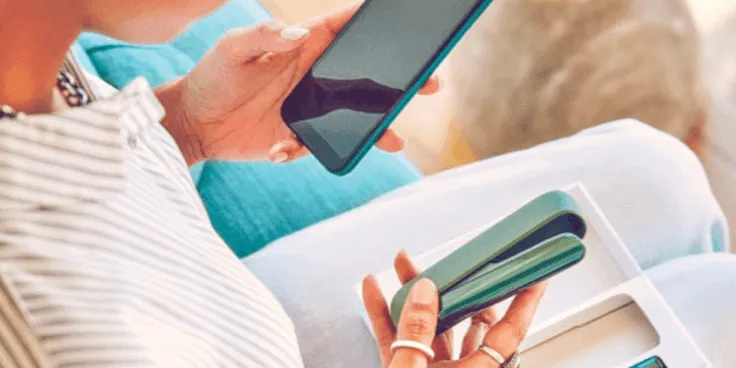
[447,0,705,158]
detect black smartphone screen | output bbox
[281,0,486,172]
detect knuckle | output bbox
[406,317,433,337]
[403,310,436,338]
[256,23,272,38]
[256,20,283,38]
[498,319,527,345]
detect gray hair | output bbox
[447,0,704,158]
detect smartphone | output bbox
[281,0,495,175]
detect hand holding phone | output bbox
[172,4,439,165]
[282,0,495,174]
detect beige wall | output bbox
[259,0,351,23]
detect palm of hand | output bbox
[180,17,339,161]
[177,4,440,164]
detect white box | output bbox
[354,184,711,367]
[521,277,709,368]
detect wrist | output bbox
[156,77,206,166]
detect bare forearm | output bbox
[155,78,205,166]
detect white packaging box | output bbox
[354,184,711,367]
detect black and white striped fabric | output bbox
[0,76,304,368]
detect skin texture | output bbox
[363,251,547,368]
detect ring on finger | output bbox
[478,345,520,368]
[390,340,436,360]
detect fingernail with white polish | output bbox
[270,152,289,163]
[281,27,309,41]
[269,142,288,156]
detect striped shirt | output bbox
[0,75,304,367]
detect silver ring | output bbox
[478,345,520,368]
[478,345,505,365]
[504,352,521,368]
[390,340,435,360]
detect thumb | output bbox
[390,278,439,368]
[219,20,310,62]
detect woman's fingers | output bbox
[394,251,454,361]
[418,76,441,95]
[391,278,440,368]
[267,139,302,163]
[460,320,488,360]
[465,282,548,366]
[362,275,397,365]
[269,126,404,162]
[432,330,455,363]
[394,250,422,284]
[376,129,406,152]
[222,20,310,63]
[460,307,499,358]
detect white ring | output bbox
[478,345,506,365]
[390,340,435,360]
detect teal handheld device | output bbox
[389,191,587,334]
[281,0,495,175]
[630,357,667,368]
